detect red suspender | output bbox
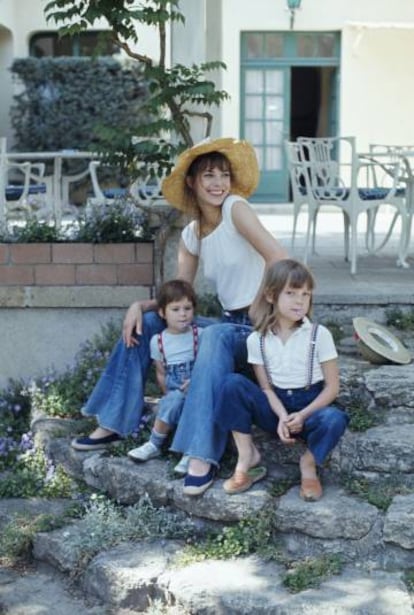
[157,323,199,367]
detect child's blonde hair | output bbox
[254,259,315,334]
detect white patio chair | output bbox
[0,137,49,228]
[367,144,414,258]
[87,160,164,209]
[285,140,320,257]
[296,136,408,274]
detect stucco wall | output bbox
[217,0,414,147]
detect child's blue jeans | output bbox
[157,361,193,427]
[215,373,349,465]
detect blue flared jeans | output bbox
[81,309,252,466]
[215,373,349,465]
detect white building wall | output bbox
[217,0,414,148]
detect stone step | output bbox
[31,529,413,614]
[43,438,414,572]
[336,424,414,485]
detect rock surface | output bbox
[2,338,414,613]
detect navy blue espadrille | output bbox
[71,433,121,451]
[183,466,215,496]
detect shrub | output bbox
[0,199,153,243]
[10,57,148,154]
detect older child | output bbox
[216,259,349,501]
[128,279,202,475]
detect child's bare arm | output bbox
[285,359,339,434]
[154,360,167,395]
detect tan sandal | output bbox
[223,465,267,495]
[300,477,323,502]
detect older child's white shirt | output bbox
[181,194,265,311]
[247,318,337,389]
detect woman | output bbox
[72,137,288,495]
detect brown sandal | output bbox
[300,477,323,502]
[223,465,267,495]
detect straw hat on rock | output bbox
[353,317,411,365]
[162,137,260,214]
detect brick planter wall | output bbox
[0,241,154,287]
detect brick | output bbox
[10,243,51,264]
[35,264,76,285]
[0,265,34,285]
[94,244,135,264]
[136,242,154,264]
[52,243,93,264]
[76,264,117,285]
[117,264,154,286]
[0,244,9,264]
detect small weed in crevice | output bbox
[346,401,378,432]
[282,554,343,593]
[404,568,414,593]
[386,307,414,331]
[269,478,296,498]
[0,510,78,566]
[342,474,412,511]
[177,509,281,565]
[325,321,345,345]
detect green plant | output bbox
[44,0,229,178]
[11,57,148,154]
[74,199,152,243]
[282,554,343,593]
[5,216,61,242]
[404,568,414,592]
[64,493,195,574]
[178,509,281,565]
[0,200,152,244]
[0,512,77,565]
[0,444,79,498]
[386,307,414,331]
[27,319,121,419]
[196,293,222,318]
[343,475,412,511]
[347,402,377,432]
[325,320,345,345]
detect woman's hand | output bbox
[285,412,304,435]
[122,302,143,347]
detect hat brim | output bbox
[161,138,260,213]
[353,317,411,365]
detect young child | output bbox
[128,279,203,475]
[215,258,349,501]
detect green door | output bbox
[241,32,340,203]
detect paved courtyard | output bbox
[258,204,414,303]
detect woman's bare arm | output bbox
[123,239,199,347]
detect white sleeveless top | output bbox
[181,195,265,310]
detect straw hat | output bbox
[161,137,260,213]
[353,317,411,365]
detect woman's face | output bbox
[187,164,231,209]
